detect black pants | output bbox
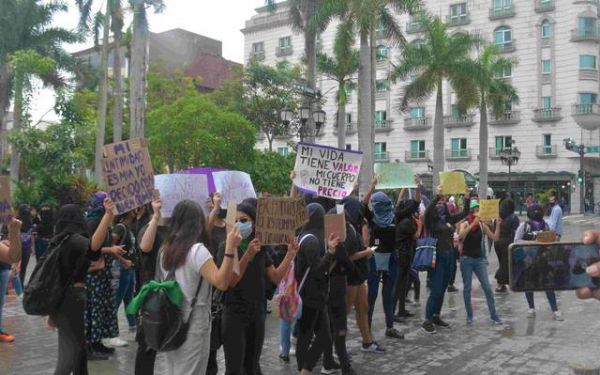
[20,246,31,285]
[495,245,509,285]
[51,286,88,375]
[395,251,412,314]
[207,349,218,375]
[297,305,332,372]
[449,248,459,286]
[134,326,156,375]
[221,305,264,375]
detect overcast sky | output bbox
[32,0,267,122]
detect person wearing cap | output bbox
[459,200,503,325]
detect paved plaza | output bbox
[2,218,600,375]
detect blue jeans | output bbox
[525,291,558,312]
[115,267,136,328]
[425,250,454,321]
[0,269,9,332]
[460,256,498,320]
[280,319,294,355]
[11,273,23,296]
[367,252,398,329]
[34,238,49,260]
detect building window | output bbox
[494,26,512,48]
[345,83,355,96]
[376,45,389,61]
[542,60,551,74]
[374,142,387,161]
[495,136,512,155]
[410,107,425,118]
[450,3,467,20]
[279,36,292,48]
[451,138,468,157]
[346,144,352,150]
[410,140,426,159]
[252,42,264,53]
[451,104,466,118]
[577,17,597,37]
[493,0,512,10]
[542,96,552,109]
[376,79,389,92]
[410,39,425,48]
[277,147,289,156]
[344,113,352,125]
[580,55,597,70]
[541,20,551,38]
[495,65,512,78]
[543,134,553,154]
[375,110,387,126]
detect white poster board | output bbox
[212,171,257,208]
[154,174,210,217]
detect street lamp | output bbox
[500,139,521,195]
[280,82,326,143]
[564,137,586,214]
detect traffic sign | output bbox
[586,145,600,153]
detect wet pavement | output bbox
[2,219,600,375]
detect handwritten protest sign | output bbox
[439,171,466,195]
[325,213,346,242]
[212,171,256,209]
[293,143,363,199]
[102,138,154,215]
[375,163,416,190]
[478,199,500,220]
[255,197,308,245]
[0,177,11,224]
[154,174,209,217]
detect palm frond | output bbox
[379,6,406,47]
[400,69,435,111]
[75,0,94,31]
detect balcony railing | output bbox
[445,14,470,27]
[489,110,521,125]
[334,122,358,135]
[580,69,599,81]
[374,152,390,162]
[495,41,516,53]
[489,147,503,160]
[570,29,600,43]
[276,46,293,57]
[573,103,600,115]
[375,120,393,132]
[489,5,515,19]
[443,114,475,128]
[404,117,431,130]
[249,51,265,61]
[533,107,562,122]
[535,0,555,12]
[536,145,558,158]
[445,149,472,160]
[405,150,431,162]
[406,22,423,34]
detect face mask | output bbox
[237,220,253,239]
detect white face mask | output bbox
[237,220,253,239]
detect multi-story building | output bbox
[243,0,600,213]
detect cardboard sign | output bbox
[255,197,308,245]
[325,213,346,242]
[154,174,210,217]
[102,138,154,214]
[293,143,363,199]
[375,163,416,190]
[212,171,256,209]
[536,231,557,243]
[223,200,240,275]
[478,199,500,220]
[439,171,466,195]
[0,176,11,224]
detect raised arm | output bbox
[139,198,161,253]
[206,193,221,237]
[201,226,242,291]
[267,239,299,284]
[361,177,377,206]
[0,218,22,264]
[90,198,115,252]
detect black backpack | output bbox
[140,256,203,352]
[23,235,73,315]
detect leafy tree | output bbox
[247,150,296,196]
[391,14,475,186]
[147,64,198,110]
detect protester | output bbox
[513,204,563,321]
[459,201,502,325]
[421,188,469,334]
[34,204,54,260]
[49,199,114,375]
[217,200,297,375]
[157,199,240,375]
[546,192,563,240]
[0,218,22,343]
[15,205,34,285]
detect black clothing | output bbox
[112,223,137,264]
[346,224,367,286]
[463,227,483,258]
[134,327,157,375]
[395,216,418,314]
[59,234,100,284]
[221,305,264,375]
[494,214,519,285]
[136,224,166,286]
[372,225,396,253]
[297,306,331,372]
[209,225,226,257]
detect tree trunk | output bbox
[94,1,110,185]
[130,0,148,139]
[370,29,376,148]
[358,32,373,196]
[432,80,444,187]
[336,88,346,150]
[478,98,489,199]
[112,26,123,142]
[9,71,23,192]
[0,61,9,162]
[304,26,317,144]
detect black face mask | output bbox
[217,209,227,220]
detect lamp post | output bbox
[564,138,586,214]
[280,82,326,143]
[500,139,521,196]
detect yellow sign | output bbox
[439,172,466,195]
[479,199,500,220]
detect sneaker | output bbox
[432,316,451,329]
[490,316,504,326]
[342,367,358,375]
[393,315,406,323]
[421,321,437,335]
[495,285,508,294]
[447,285,459,293]
[279,353,290,363]
[0,331,15,343]
[412,299,420,306]
[103,337,128,348]
[553,311,564,321]
[527,309,536,318]
[322,361,341,374]
[466,317,473,326]
[290,346,296,356]
[361,341,385,353]
[396,310,415,318]
[385,328,404,339]
[87,346,109,361]
[92,342,115,354]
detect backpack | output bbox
[23,235,74,315]
[522,221,549,241]
[140,249,203,352]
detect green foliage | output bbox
[247,150,296,196]
[147,64,198,110]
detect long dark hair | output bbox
[162,200,206,270]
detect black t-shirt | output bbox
[209,225,226,258]
[462,227,483,258]
[113,223,137,264]
[137,224,167,286]
[495,214,520,250]
[59,234,101,284]
[431,222,455,252]
[396,217,417,255]
[372,225,396,253]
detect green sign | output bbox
[375,163,416,190]
[586,146,600,153]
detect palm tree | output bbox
[391,14,475,186]
[0,0,78,187]
[454,43,518,199]
[129,0,165,139]
[110,0,125,142]
[316,23,358,149]
[314,0,419,194]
